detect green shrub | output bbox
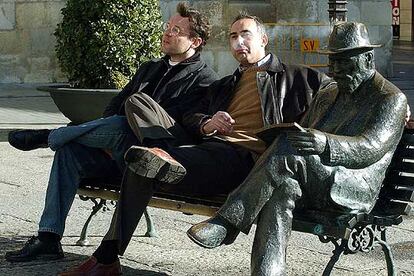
[55,0,163,89]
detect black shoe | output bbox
[5,236,64,262]
[125,146,186,184]
[8,129,51,151]
[187,215,240,249]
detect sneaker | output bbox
[5,236,64,262]
[125,146,186,184]
[8,129,51,151]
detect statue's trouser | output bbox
[218,138,332,276]
[251,187,296,276]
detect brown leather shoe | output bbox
[58,256,121,276]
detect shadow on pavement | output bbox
[0,236,169,276]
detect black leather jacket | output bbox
[103,52,218,124]
[183,53,333,138]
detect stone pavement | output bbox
[0,143,413,276]
[0,83,69,142]
[0,44,414,275]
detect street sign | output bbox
[391,0,400,38]
[300,39,320,52]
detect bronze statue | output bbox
[187,22,407,276]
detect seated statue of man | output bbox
[187,21,408,276]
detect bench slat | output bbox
[374,200,411,216]
[398,162,414,173]
[292,219,352,239]
[401,133,414,145]
[77,188,119,201]
[149,197,218,217]
[383,187,414,202]
[384,174,414,188]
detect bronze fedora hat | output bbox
[319,21,381,55]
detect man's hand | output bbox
[202,111,235,135]
[287,129,327,155]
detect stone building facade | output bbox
[0,0,66,83]
[0,0,396,83]
[400,0,413,41]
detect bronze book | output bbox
[255,122,306,145]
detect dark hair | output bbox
[176,2,212,52]
[231,11,266,36]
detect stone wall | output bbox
[347,0,393,78]
[400,0,413,41]
[0,0,395,83]
[0,0,66,83]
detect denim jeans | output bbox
[48,115,137,169]
[38,115,138,236]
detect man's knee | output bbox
[125,93,153,113]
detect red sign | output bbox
[391,0,400,38]
[300,39,320,52]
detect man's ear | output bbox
[191,37,203,49]
[262,33,269,48]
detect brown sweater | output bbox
[218,68,267,155]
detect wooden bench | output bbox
[75,128,414,276]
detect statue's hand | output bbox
[287,129,327,155]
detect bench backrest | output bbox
[372,128,414,218]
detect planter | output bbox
[37,85,120,124]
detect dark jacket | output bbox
[183,53,333,138]
[103,52,218,124]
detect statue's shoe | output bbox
[8,129,50,151]
[5,236,63,262]
[187,215,239,249]
[58,256,121,276]
[125,146,186,184]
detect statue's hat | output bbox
[319,22,381,55]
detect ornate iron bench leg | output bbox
[76,198,106,246]
[144,207,158,237]
[322,239,346,276]
[376,238,397,276]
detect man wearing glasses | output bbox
[5,2,217,264]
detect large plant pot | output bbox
[37,85,120,124]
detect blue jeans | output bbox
[38,115,138,236]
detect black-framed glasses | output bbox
[162,22,191,37]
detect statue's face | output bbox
[229,18,268,66]
[329,52,373,94]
